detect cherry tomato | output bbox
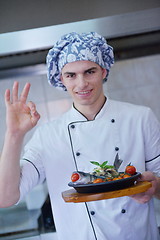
[125,165,136,175]
[93,178,104,184]
[71,173,80,182]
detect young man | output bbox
[0,32,160,240]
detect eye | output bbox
[66,73,75,78]
[86,69,95,75]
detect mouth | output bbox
[76,89,92,96]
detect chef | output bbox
[0,32,160,240]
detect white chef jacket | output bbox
[19,98,160,240]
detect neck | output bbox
[74,96,106,120]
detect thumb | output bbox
[140,171,156,182]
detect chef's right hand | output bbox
[130,171,159,204]
[5,81,40,137]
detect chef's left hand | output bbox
[130,171,159,204]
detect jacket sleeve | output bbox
[144,108,160,177]
[17,127,46,203]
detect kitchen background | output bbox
[0,0,160,239]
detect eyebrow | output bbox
[63,71,75,76]
[84,67,97,73]
[63,67,98,75]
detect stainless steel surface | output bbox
[0,8,159,56]
[0,202,40,240]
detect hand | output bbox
[5,81,40,137]
[130,171,158,204]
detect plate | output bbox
[63,181,151,203]
[68,172,141,193]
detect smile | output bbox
[77,90,92,95]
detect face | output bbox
[60,60,107,110]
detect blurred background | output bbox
[0,0,160,239]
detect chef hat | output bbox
[46,32,114,91]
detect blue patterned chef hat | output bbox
[46,32,114,91]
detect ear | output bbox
[102,68,107,79]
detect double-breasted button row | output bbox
[70,125,81,157]
[110,119,119,151]
[71,119,115,127]
[90,209,125,216]
[70,121,119,158]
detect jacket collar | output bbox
[67,97,114,122]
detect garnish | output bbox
[90,161,114,169]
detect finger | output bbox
[12,81,19,102]
[4,89,11,106]
[140,172,155,182]
[20,82,31,103]
[27,101,36,112]
[130,192,145,199]
[27,101,40,117]
[130,193,150,204]
[31,111,41,126]
[27,101,41,125]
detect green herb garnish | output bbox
[90,161,114,169]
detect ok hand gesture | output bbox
[5,81,40,137]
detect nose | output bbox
[77,75,88,89]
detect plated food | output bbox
[71,161,137,184]
[68,161,140,193]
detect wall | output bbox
[0,54,160,151]
[105,54,160,119]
